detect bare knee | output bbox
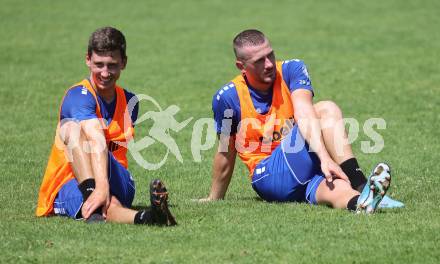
[314,100,343,120]
[59,121,83,146]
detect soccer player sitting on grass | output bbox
[201,29,404,213]
[36,27,176,225]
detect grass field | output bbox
[1,0,440,263]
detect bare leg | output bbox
[62,124,136,224]
[313,101,354,164]
[315,179,359,209]
[60,121,94,183]
[60,121,108,219]
[106,196,137,224]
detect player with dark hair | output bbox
[201,29,403,212]
[36,27,177,225]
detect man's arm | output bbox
[79,118,110,218]
[291,89,348,182]
[200,135,237,201]
[59,87,111,218]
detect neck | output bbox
[244,76,273,92]
[98,89,116,103]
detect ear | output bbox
[235,60,245,74]
[121,57,127,70]
[85,53,91,68]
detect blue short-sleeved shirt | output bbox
[212,59,313,135]
[60,84,139,125]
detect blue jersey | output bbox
[60,83,139,125]
[212,59,313,134]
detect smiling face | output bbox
[235,39,276,91]
[86,50,126,94]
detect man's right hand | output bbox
[320,158,349,183]
[81,186,110,219]
[197,197,214,203]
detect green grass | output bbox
[1,0,439,263]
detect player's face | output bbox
[86,50,126,92]
[236,40,276,90]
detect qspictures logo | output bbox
[57,94,387,170]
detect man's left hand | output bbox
[320,158,350,183]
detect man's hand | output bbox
[81,186,110,219]
[197,197,215,203]
[203,135,237,201]
[291,90,350,184]
[78,118,110,219]
[320,158,349,183]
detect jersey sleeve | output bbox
[60,86,97,122]
[212,83,240,135]
[282,59,314,94]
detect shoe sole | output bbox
[150,179,177,226]
[357,163,391,214]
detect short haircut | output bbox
[233,29,267,59]
[87,27,126,59]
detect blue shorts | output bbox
[251,125,325,204]
[53,152,135,219]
